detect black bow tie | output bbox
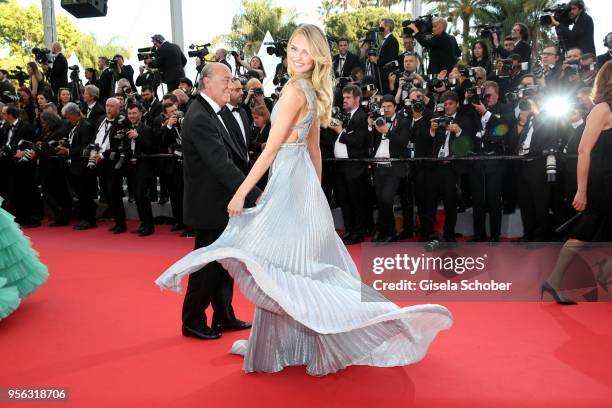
[216,108,225,115]
[231,107,240,113]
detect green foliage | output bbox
[212,0,300,58]
[0,0,129,72]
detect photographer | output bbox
[97,57,113,105]
[81,84,105,126]
[125,103,160,236]
[469,81,513,242]
[172,88,191,112]
[147,34,187,92]
[428,91,474,242]
[178,77,194,97]
[559,104,586,219]
[2,105,42,227]
[329,85,370,245]
[112,54,136,92]
[159,100,185,233]
[469,40,492,74]
[396,35,423,75]
[214,48,232,71]
[369,94,411,242]
[406,88,435,241]
[537,45,563,90]
[579,53,598,86]
[492,23,531,68]
[333,38,361,79]
[234,54,266,81]
[243,78,273,120]
[37,111,71,226]
[363,49,383,94]
[58,103,97,230]
[135,65,160,98]
[43,42,68,98]
[388,52,418,96]
[409,17,460,76]
[550,0,595,55]
[597,32,612,67]
[378,19,400,68]
[0,70,17,104]
[92,98,129,233]
[141,85,162,128]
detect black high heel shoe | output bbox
[594,258,611,292]
[541,281,577,305]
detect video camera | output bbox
[540,3,572,26]
[188,43,210,59]
[362,25,383,47]
[31,47,52,65]
[402,15,434,37]
[8,67,28,85]
[137,46,158,62]
[265,40,288,58]
[474,23,503,41]
[68,65,80,81]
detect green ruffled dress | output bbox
[0,197,48,321]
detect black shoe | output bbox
[170,223,186,232]
[182,325,221,340]
[212,319,252,332]
[131,225,146,234]
[48,220,69,227]
[138,227,154,237]
[340,232,352,241]
[158,196,169,205]
[343,234,364,245]
[113,225,127,234]
[128,195,135,203]
[396,230,415,240]
[541,281,577,305]
[181,229,195,238]
[73,221,96,230]
[378,235,397,243]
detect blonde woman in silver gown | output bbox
[156,24,453,376]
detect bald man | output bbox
[44,42,69,97]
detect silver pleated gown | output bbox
[155,79,453,376]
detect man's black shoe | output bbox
[170,223,186,232]
[138,227,154,237]
[48,220,69,227]
[340,232,352,241]
[73,221,96,230]
[212,319,252,332]
[396,230,414,240]
[113,225,127,234]
[343,234,364,245]
[131,226,145,234]
[182,325,221,340]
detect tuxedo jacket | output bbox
[431,112,475,159]
[48,53,69,92]
[220,106,251,160]
[371,115,411,176]
[415,32,460,75]
[67,118,95,176]
[143,99,162,128]
[82,102,106,127]
[497,40,531,66]
[408,109,435,159]
[335,108,369,177]
[148,42,187,85]
[182,95,262,230]
[378,34,400,68]
[333,52,361,78]
[98,68,114,104]
[556,12,596,55]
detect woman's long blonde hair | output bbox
[286,24,333,127]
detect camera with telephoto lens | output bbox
[506,85,539,104]
[31,47,52,65]
[175,110,185,126]
[474,23,503,41]
[362,25,384,46]
[562,59,581,76]
[401,14,434,37]
[496,58,514,78]
[252,87,264,97]
[543,148,559,183]
[332,106,352,129]
[431,115,454,130]
[430,77,449,90]
[540,3,572,26]
[68,65,80,81]
[265,40,288,58]
[366,100,384,122]
[405,95,426,113]
[85,143,100,169]
[466,86,489,105]
[188,43,210,59]
[8,66,29,85]
[15,140,35,163]
[112,128,131,171]
[137,46,158,61]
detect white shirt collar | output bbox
[201,92,223,114]
[88,101,96,109]
[571,118,584,129]
[384,33,392,40]
[350,107,358,117]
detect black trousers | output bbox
[398,169,415,234]
[517,158,550,241]
[414,164,436,239]
[182,228,236,329]
[132,160,155,228]
[470,162,504,239]
[41,160,72,222]
[373,164,405,237]
[428,163,459,241]
[100,159,126,226]
[70,172,97,224]
[168,160,184,225]
[9,161,42,223]
[334,165,369,236]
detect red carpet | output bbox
[1,221,611,407]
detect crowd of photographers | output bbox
[1,0,611,243]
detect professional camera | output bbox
[8,67,29,85]
[188,43,211,59]
[496,58,515,78]
[430,77,449,90]
[431,115,454,130]
[265,40,288,58]
[474,23,503,41]
[332,106,352,128]
[69,65,80,81]
[1,90,19,103]
[465,86,489,105]
[0,145,13,159]
[112,128,131,171]
[84,143,100,169]
[175,110,185,126]
[229,50,244,60]
[562,59,581,76]
[15,140,35,163]
[31,47,52,64]
[405,95,426,113]
[543,148,558,183]
[401,15,434,37]
[273,73,290,87]
[532,63,557,79]
[506,85,539,104]
[540,3,572,26]
[137,46,158,61]
[363,25,384,46]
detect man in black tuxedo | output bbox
[550,0,595,55]
[469,82,513,242]
[330,85,370,245]
[113,54,137,92]
[2,105,42,226]
[377,19,400,94]
[0,70,17,104]
[333,38,361,79]
[44,42,69,98]
[81,85,105,126]
[147,34,187,92]
[214,49,233,72]
[141,85,162,127]
[410,17,461,75]
[492,23,532,68]
[125,103,160,236]
[181,63,262,340]
[136,65,161,98]
[58,102,97,230]
[221,78,250,166]
[98,57,113,105]
[363,49,384,94]
[429,91,474,242]
[370,95,411,242]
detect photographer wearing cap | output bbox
[550,0,596,55]
[147,34,187,92]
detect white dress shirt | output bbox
[226,103,247,145]
[333,107,359,159]
[201,92,229,134]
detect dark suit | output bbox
[333,52,361,78]
[181,94,262,330]
[0,79,16,104]
[556,12,596,55]
[118,64,137,91]
[38,124,71,223]
[82,102,106,126]
[48,53,68,97]
[68,118,97,224]
[98,67,113,105]
[128,122,160,229]
[334,108,370,237]
[415,32,460,75]
[148,42,187,91]
[496,40,531,67]
[378,34,400,94]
